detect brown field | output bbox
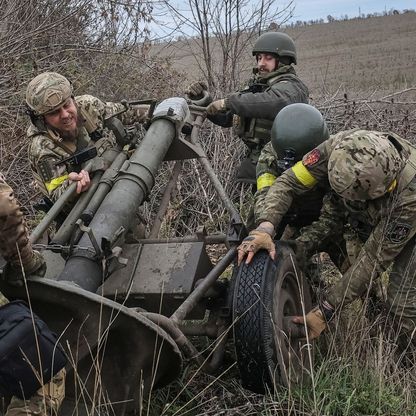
[156,12,416,95]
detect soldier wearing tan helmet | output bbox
[186,32,309,184]
[0,173,66,415]
[238,128,416,345]
[26,72,149,202]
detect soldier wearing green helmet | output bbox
[26,72,149,202]
[254,103,328,238]
[186,31,309,184]
[238,127,416,348]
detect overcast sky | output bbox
[289,0,415,22]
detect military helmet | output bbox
[271,103,329,164]
[328,132,405,201]
[252,32,297,64]
[26,72,73,116]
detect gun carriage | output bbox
[0,95,312,415]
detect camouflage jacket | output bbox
[257,130,416,309]
[208,65,309,162]
[0,173,33,306]
[254,142,325,227]
[28,95,146,201]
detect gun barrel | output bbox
[58,98,189,291]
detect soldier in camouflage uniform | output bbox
[0,173,65,415]
[254,103,328,238]
[26,72,149,202]
[186,32,309,184]
[238,129,416,343]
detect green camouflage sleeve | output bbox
[326,188,416,309]
[296,192,345,255]
[257,137,336,227]
[0,173,34,272]
[254,142,280,224]
[77,94,148,126]
[28,133,72,201]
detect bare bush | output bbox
[0,0,183,215]
[157,0,294,93]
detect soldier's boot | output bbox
[5,368,66,416]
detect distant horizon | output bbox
[149,1,415,40]
[288,0,415,23]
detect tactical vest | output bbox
[236,72,301,163]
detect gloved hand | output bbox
[292,301,334,340]
[185,81,208,100]
[237,230,276,265]
[135,104,150,122]
[6,251,46,287]
[206,99,227,116]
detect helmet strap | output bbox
[26,106,47,131]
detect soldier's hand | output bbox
[69,170,91,194]
[206,99,227,116]
[5,251,46,287]
[292,302,334,340]
[237,230,276,265]
[136,104,150,122]
[186,81,208,99]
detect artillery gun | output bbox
[0,96,312,414]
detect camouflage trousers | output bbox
[5,368,66,416]
[386,236,416,339]
[334,232,416,341]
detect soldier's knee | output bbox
[5,368,66,416]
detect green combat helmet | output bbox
[328,132,405,201]
[252,32,297,64]
[26,72,72,116]
[271,103,329,170]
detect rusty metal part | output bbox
[179,321,219,338]
[203,324,229,374]
[100,241,212,319]
[141,312,204,367]
[170,247,237,324]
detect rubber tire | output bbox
[232,241,313,393]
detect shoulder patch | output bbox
[387,222,411,244]
[303,149,321,167]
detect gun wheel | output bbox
[232,242,313,393]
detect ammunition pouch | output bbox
[0,301,67,399]
[237,117,273,150]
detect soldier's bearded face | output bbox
[256,53,278,74]
[44,98,80,140]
